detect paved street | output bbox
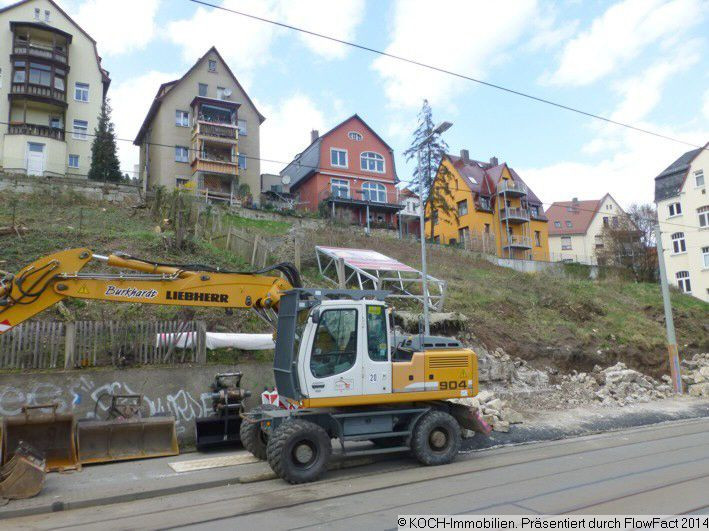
[8,417,709,530]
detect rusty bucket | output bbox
[0,441,46,500]
[2,404,79,472]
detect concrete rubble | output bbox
[451,389,525,434]
[476,346,549,390]
[681,352,709,398]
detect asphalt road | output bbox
[9,417,709,530]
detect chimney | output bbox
[572,197,579,204]
[460,149,470,162]
[489,156,499,166]
[311,130,319,143]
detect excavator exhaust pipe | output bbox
[0,441,46,500]
[77,395,179,464]
[2,404,79,472]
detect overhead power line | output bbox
[187,0,706,151]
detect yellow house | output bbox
[425,150,549,261]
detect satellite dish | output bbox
[223,88,232,98]
[282,175,292,185]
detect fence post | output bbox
[251,235,261,266]
[196,320,207,364]
[64,321,76,369]
[226,227,232,251]
[294,236,301,271]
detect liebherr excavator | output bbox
[0,248,486,483]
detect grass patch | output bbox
[224,213,291,235]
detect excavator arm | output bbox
[0,248,299,334]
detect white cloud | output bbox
[256,94,327,175]
[71,0,161,56]
[165,0,364,77]
[372,0,539,109]
[109,71,181,174]
[547,0,707,86]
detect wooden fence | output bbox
[0,320,206,370]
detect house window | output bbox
[29,63,51,86]
[698,205,709,228]
[554,221,561,228]
[484,223,490,234]
[208,60,217,72]
[175,110,189,127]
[68,154,79,168]
[458,226,470,243]
[54,69,65,91]
[595,235,604,248]
[676,271,691,293]
[695,170,705,188]
[176,177,190,188]
[44,10,50,22]
[565,220,572,228]
[49,116,62,129]
[702,246,709,269]
[238,119,247,136]
[534,231,541,247]
[603,216,609,226]
[331,178,349,198]
[238,154,246,169]
[12,61,26,83]
[561,236,572,250]
[457,199,468,216]
[479,197,491,210]
[175,146,189,163]
[217,86,226,99]
[671,232,686,254]
[74,82,89,102]
[612,216,619,227]
[348,131,362,141]
[668,202,682,217]
[330,148,347,168]
[432,211,439,226]
[530,205,539,218]
[34,7,40,20]
[72,120,88,140]
[198,83,208,97]
[360,151,384,173]
[362,182,386,203]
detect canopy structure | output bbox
[315,246,446,311]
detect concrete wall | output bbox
[0,172,141,204]
[0,362,274,448]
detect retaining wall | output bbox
[0,173,142,205]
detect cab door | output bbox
[303,306,362,398]
[362,304,392,395]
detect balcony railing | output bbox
[498,180,527,195]
[502,235,533,248]
[8,123,65,141]
[499,207,530,222]
[11,82,66,103]
[191,157,238,177]
[13,44,67,64]
[193,120,238,142]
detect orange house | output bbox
[280,114,403,228]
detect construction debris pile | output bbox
[476,346,549,390]
[681,353,709,398]
[452,389,524,434]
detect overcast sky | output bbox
[30,0,709,206]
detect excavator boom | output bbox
[0,248,298,334]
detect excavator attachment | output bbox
[2,404,79,472]
[77,394,179,464]
[0,441,46,500]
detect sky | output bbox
[27,0,709,207]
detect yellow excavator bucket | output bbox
[0,441,46,500]
[2,404,79,472]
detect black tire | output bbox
[240,403,278,459]
[267,419,332,484]
[411,410,461,466]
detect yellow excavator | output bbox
[1,248,486,483]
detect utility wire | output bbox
[186,0,706,152]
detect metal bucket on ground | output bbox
[2,404,79,472]
[0,441,46,499]
[77,394,178,464]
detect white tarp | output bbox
[156,332,275,350]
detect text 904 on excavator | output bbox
[0,248,488,484]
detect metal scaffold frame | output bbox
[315,246,446,311]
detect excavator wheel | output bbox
[240,404,278,460]
[411,410,461,466]
[266,419,331,484]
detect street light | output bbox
[417,121,453,336]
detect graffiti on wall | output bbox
[0,376,213,435]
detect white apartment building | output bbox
[0,0,109,178]
[654,144,709,302]
[545,194,627,265]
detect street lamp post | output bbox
[417,121,452,336]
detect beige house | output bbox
[0,0,109,178]
[545,194,628,265]
[655,144,709,302]
[134,47,264,204]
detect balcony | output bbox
[502,235,533,249]
[10,82,66,106]
[8,123,64,141]
[192,120,238,144]
[498,180,527,196]
[499,207,530,223]
[191,155,238,177]
[13,44,68,65]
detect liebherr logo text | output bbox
[105,286,158,299]
[166,291,228,303]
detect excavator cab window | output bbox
[310,308,357,378]
[366,305,388,362]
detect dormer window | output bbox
[208,60,217,72]
[348,131,362,141]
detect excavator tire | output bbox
[411,410,461,466]
[240,404,278,460]
[266,419,331,484]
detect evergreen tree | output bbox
[403,99,455,240]
[88,98,122,182]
